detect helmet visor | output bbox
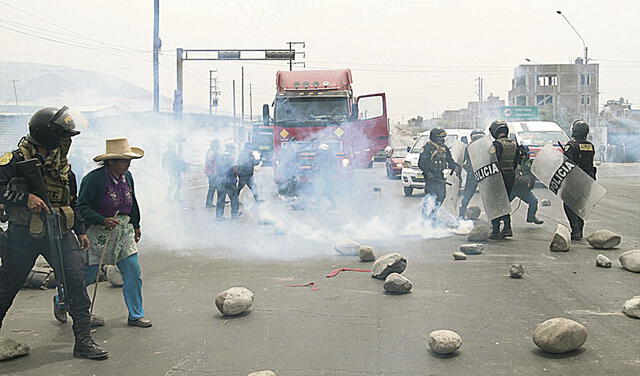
[50,106,88,137]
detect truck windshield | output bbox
[275,97,349,126]
[519,131,569,146]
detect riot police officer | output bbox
[0,107,109,360]
[459,129,485,218]
[563,120,596,240]
[511,145,543,225]
[418,128,460,218]
[488,120,524,239]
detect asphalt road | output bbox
[1,163,639,376]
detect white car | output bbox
[400,131,430,196]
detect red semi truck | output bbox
[262,69,389,195]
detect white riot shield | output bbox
[444,140,465,215]
[467,135,511,220]
[531,144,606,220]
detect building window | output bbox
[580,74,592,85]
[515,75,526,88]
[536,95,553,106]
[537,75,557,86]
[516,95,526,106]
[580,94,591,105]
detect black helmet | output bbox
[27,106,82,148]
[470,129,485,142]
[429,127,447,145]
[571,120,589,139]
[489,120,509,139]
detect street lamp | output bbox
[556,10,588,63]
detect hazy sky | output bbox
[1,0,639,120]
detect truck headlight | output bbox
[342,158,350,167]
[403,160,412,168]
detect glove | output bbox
[3,177,29,203]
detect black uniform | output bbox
[510,148,542,224]
[490,136,524,238]
[237,149,260,202]
[0,150,92,343]
[418,140,458,207]
[562,139,596,238]
[215,152,240,219]
[459,148,477,217]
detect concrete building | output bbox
[508,58,599,128]
[440,94,505,129]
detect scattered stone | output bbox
[509,264,525,278]
[586,230,621,249]
[532,318,587,354]
[371,253,407,279]
[0,337,30,361]
[358,246,376,262]
[460,243,484,255]
[549,224,571,252]
[465,206,481,220]
[215,287,254,316]
[623,296,640,319]
[619,250,640,273]
[540,199,552,207]
[428,330,462,355]
[106,265,123,287]
[247,371,276,376]
[466,223,491,242]
[383,273,413,294]
[452,252,467,260]
[334,239,362,256]
[595,254,612,268]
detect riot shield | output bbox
[531,144,606,220]
[443,140,465,216]
[467,135,511,220]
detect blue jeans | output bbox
[84,253,145,320]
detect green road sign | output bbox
[500,106,539,120]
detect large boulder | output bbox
[466,223,491,242]
[358,246,376,262]
[334,239,362,256]
[0,337,30,361]
[428,330,462,355]
[549,224,571,252]
[465,206,481,220]
[106,265,123,287]
[586,230,621,249]
[460,243,484,255]
[532,318,587,354]
[595,254,612,268]
[619,250,640,273]
[247,371,276,376]
[372,253,407,279]
[383,273,413,294]
[452,252,467,261]
[509,264,524,279]
[215,287,254,316]
[623,296,640,319]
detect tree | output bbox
[407,115,424,128]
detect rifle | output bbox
[16,159,69,310]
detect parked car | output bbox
[385,147,407,178]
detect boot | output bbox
[526,216,544,225]
[73,333,109,360]
[53,296,67,323]
[500,216,513,238]
[489,219,502,240]
[90,315,105,327]
[458,206,467,219]
[571,231,583,240]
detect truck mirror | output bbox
[350,103,359,121]
[262,104,270,126]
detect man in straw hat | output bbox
[0,106,109,360]
[57,137,151,330]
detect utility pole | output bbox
[233,79,237,142]
[174,48,183,113]
[287,42,306,71]
[9,80,21,115]
[241,66,245,123]
[249,83,253,121]
[209,70,219,115]
[153,0,160,112]
[475,77,483,127]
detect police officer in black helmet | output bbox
[418,128,460,218]
[0,107,109,360]
[563,120,596,240]
[488,120,525,239]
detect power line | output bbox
[232,0,278,45]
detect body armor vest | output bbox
[496,138,516,173]
[569,140,595,175]
[426,140,447,172]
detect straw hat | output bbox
[93,137,144,162]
